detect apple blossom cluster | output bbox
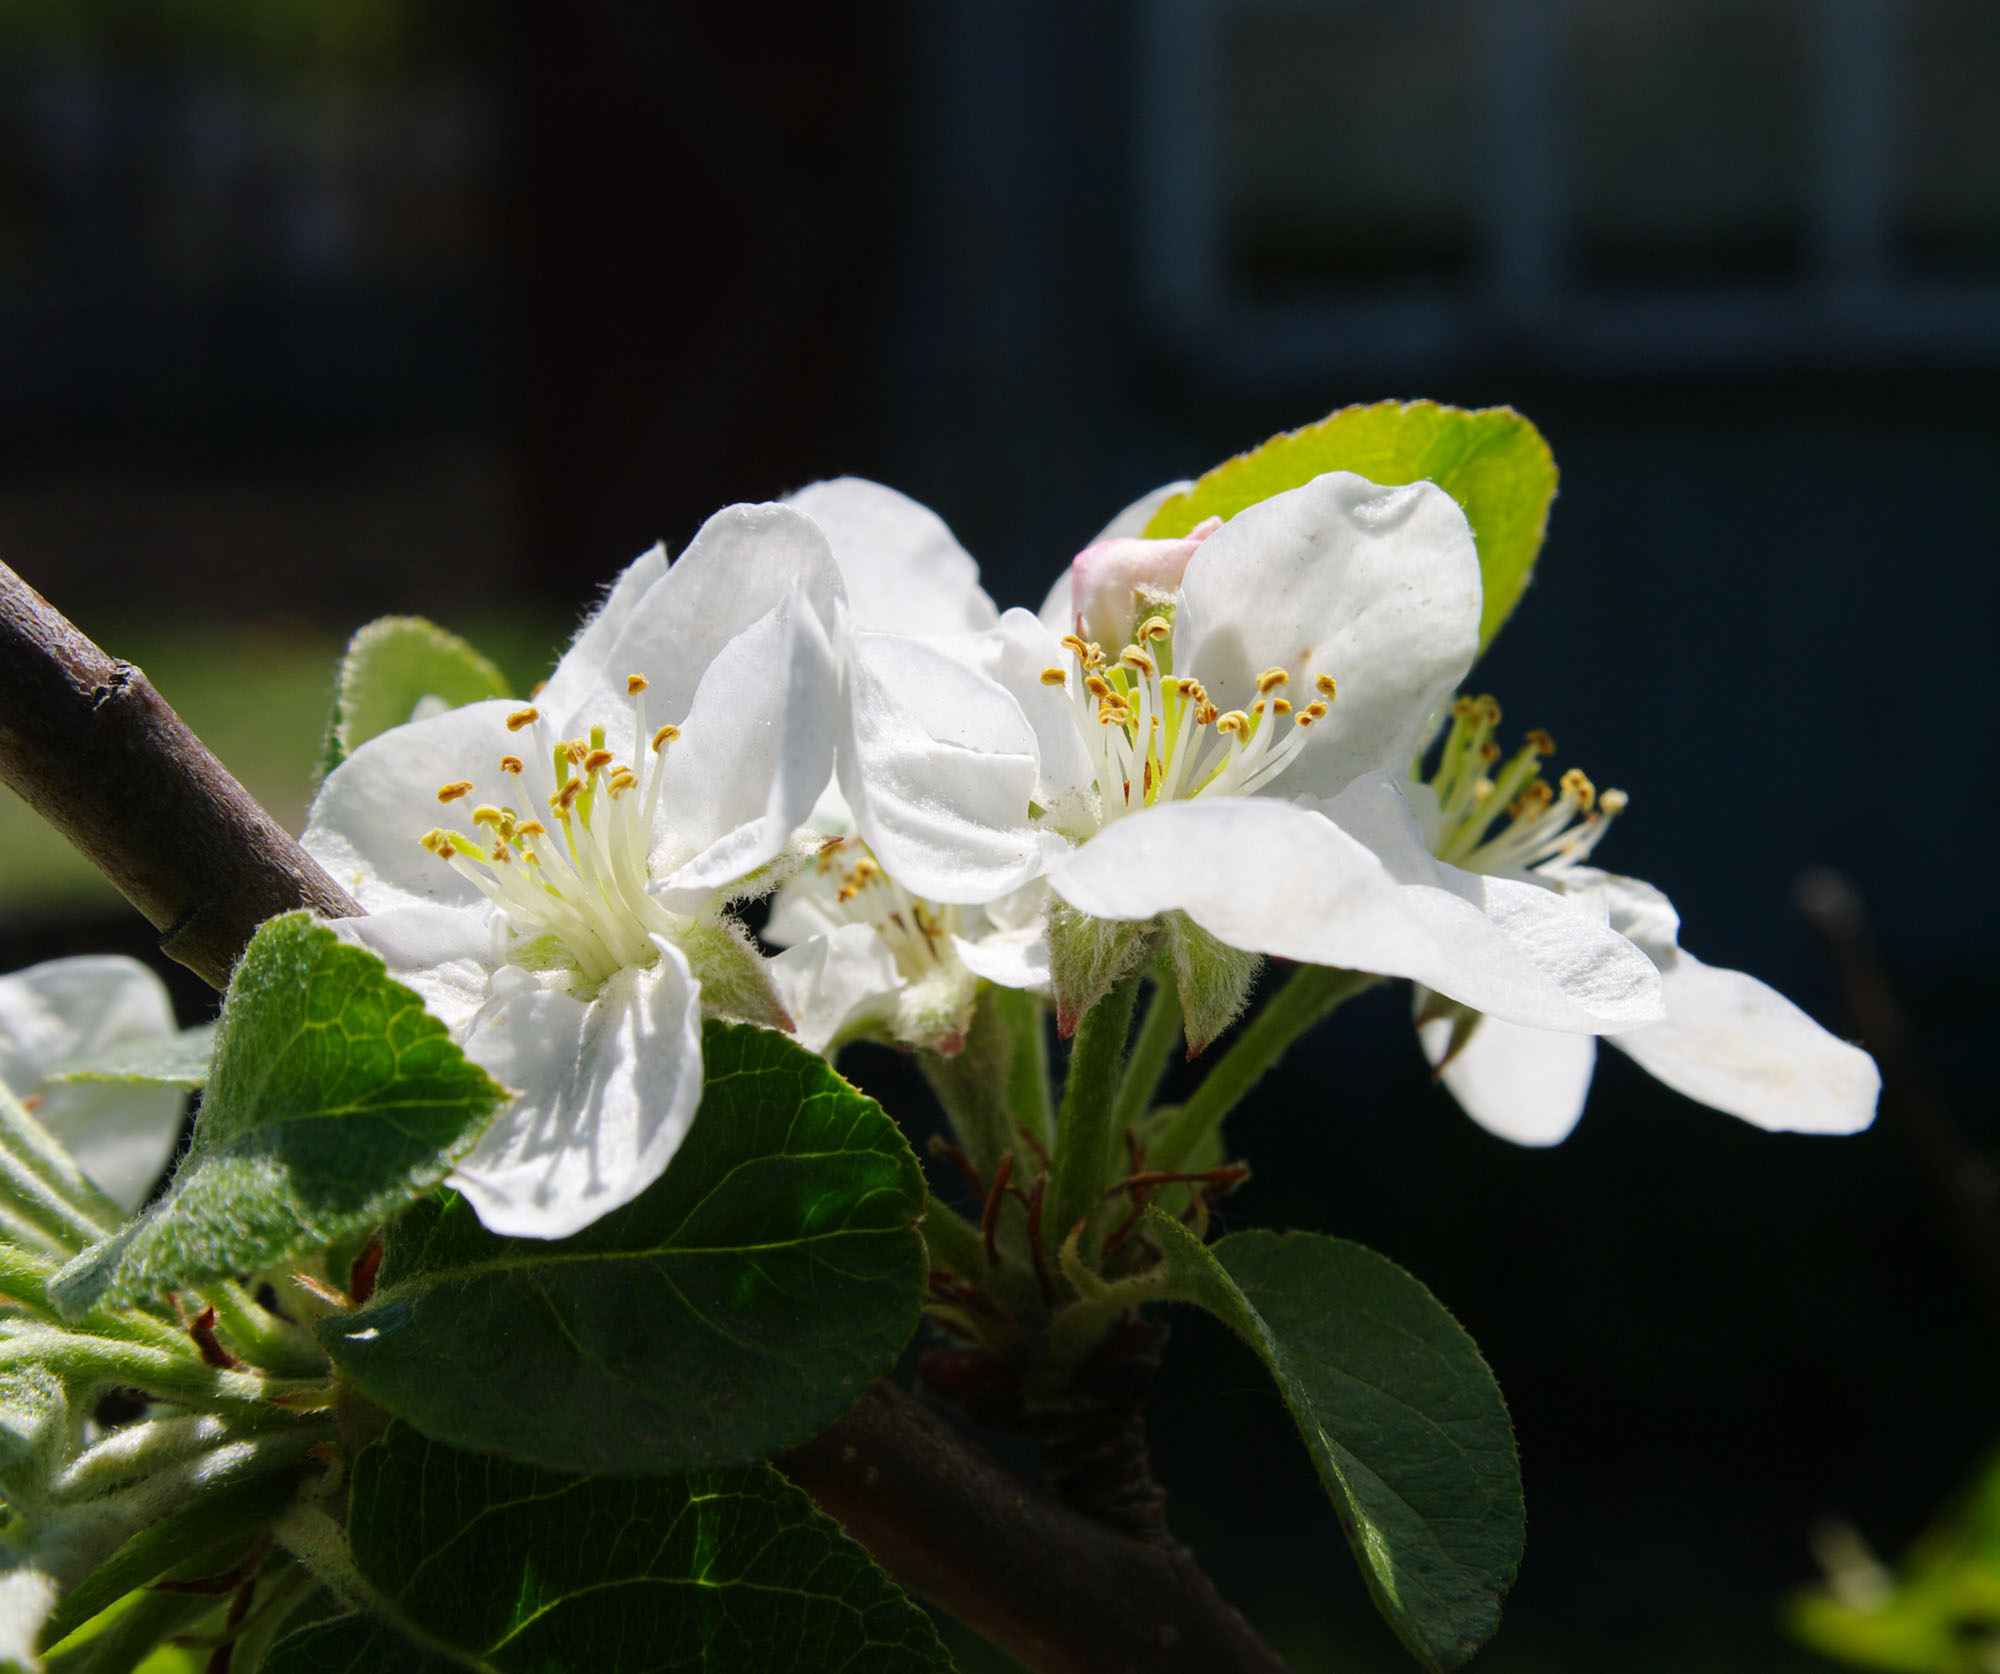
[283,470,1878,1241]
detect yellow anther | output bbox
[491,844,512,863]
[1481,740,1502,763]
[1120,647,1156,677]
[437,781,474,803]
[563,740,588,764]
[499,755,524,775]
[627,674,648,694]
[1526,728,1556,756]
[1560,768,1597,812]
[1084,674,1113,699]
[1217,710,1251,737]
[1600,788,1629,815]
[1476,695,1502,725]
[1196,701,1219,725]
[1315,673,1337,700]
[517,820,547,838]
[552,780,583,813]
[1451,696,1478,720]
[506,708,540,732]
[1138,616,1172,643]
[1041,666,1068,686]
[419,828,446,854]
[607,769,638,795]
[1083,641,1106,668]
[471,805,505,827]
[1061,634,1092,660]
[652,724,679,752]
[1511,780,1554,817]
[1256,667,1290,694]
[1299,700,1329,723]
[435,838,459,859]
[836,884,859,903]
[583,748,615,774]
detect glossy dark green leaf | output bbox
[322,615,511,773]
[1151,1214,1522,1670]
[48,915,506,1317]
[1143,400,1557,655]
[261,1424,953,1674]
[319,1023,927,1473]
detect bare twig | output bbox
[0,562,359,985]
[0,567,1296,1674]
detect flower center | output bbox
[795,838,963,984]
[1422,694,1626,875]
[1040,617,1337,827]
[421,675,684,985]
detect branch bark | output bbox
[0,562,359,986]
[0,566,1295,1674]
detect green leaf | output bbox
[261,1423,954,1674]
[1149,1213,1522,1670]
[48,915,507,1318]
[50,1024,216,1089]
[322,616,510,773]
[1143,400,1558,655]
[318,1023,928,1474]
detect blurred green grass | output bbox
[0,615,561,923]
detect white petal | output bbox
[1610,950,1880,1134]
[1417,993,1597,1146]
[573,503,844,730]
[836,630,1054,904]
[966,610,1098,838]
[768,924,903,1055]
[953,924,1050,992]
[536,543,669,717]
[786,478,998,635]
[329,908,499,1036]
[1034,479,1194,639]
[303,698,531,914]
[1324,775,1664,1031]
[0,1568,57,1670]
[1177,472,1481,798]
[653,584,841,898]
[0,957,184,1210]
[448,938,704,1239]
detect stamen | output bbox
[506,708,540,732]
[1256,667,1289,694]
[1041,666,1068,685]
[499,755,524,775]
[1138,616,1172,643]
[1315,674,1337,700]
[437,781,474,803]
[652,724,678,751]
[1600,788,1629,815]
[1560,768,1596,813]
[626,674,648,694]
[583,748,616,775]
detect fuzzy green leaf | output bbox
[1144,400,1557,654]
[318,1023,928,1474]
[261,1424,954,1674]
[48,915,507,1317]
[1149,1214,1522,1670]
[50,1024,216,1090]
[322,616,510,773]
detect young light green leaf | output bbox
[261,1423,955,1674]
[1143,400,1557,654]
[47,915,507,1319]
[318,1023,927,1475]
[49,1024,216,1090]
[1148,1213,1522,1671]
[321,616,510,773]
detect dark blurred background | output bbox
[3,3,1996,1669]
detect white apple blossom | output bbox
[0,956,185,1211]
[1401,696,1879,1143]
[303,502,843,1238]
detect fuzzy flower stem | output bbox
[1149,967,1381,1174]
[1047,974,1143,1277]
[1112,974,1183,1140]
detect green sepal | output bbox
[48,915,508,1318]
[321,616,511,774]
[49,1024,216,1090]
[260,1422,955,1674]
[1163,913,1261,1058]
[1047,903,1155,1037]
[1143,400,1558,655]
[317,1023,927,1474]
[1147,1212,1523,1670]
[0,1367,67,1514]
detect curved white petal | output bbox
[836,630,1053,904]
[1417,993,1597,1146]
[1610,951,1880,1134]
[536,543,668,717]
[303,698,530,913]
[1178,472,1481,799]
[575,502,844,729]
[0,956,185,1210]
[448,937,704,1239]
[769,923,904,1055]
[787,478,997,635]
[953,925,1050,992]
[653,584,841,898]
[1325,775,1664,1030]
[966,609,1098,837]
[329,908,500,1036]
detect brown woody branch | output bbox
[0,562,359,986]
[0,562,1293,1674]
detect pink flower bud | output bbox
[1066,518,1220,645]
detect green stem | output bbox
[200,1282,329,1379]
[44,1587,220,1674]
[4,1325,329,1414]
[0,1246,191,1355]
[1046,973,1142,1277]
[918,985,1019,1184]
[993,984,1053,1156]
[223,1560,319,1671]
[0,1086,125,1247]
[1112,975,1182,1139]
[1149,966,1380,1173]
[919,1195,987,1281]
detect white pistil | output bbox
[1048,627,1336,828]
[420,679,687,987]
